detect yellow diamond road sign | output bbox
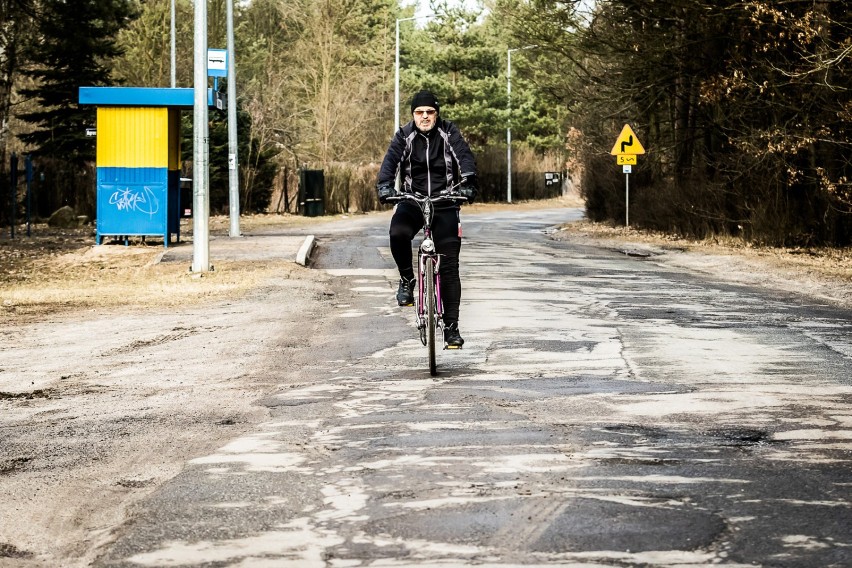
[610,124,645,156]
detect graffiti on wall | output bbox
[108,186,159,216]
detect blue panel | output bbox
[97,167,169,239]
[98,166,166,185]
[79,87,215,108]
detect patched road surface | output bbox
[93,207,851,566]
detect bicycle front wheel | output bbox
[425,256,437,376]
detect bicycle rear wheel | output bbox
[425,256,437,376]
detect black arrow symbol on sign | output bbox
[621,135,634,153]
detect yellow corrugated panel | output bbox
[97,107,169,168]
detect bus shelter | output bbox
[78,87,212,246]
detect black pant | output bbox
[389,202,462,325]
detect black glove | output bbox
[377,183,395,204]
[459,174,478,204]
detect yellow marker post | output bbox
[610,124,645,227]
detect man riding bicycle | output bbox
[376,89,478,348]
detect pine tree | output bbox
[18,0,135,165]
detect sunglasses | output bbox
[413,109,436,117]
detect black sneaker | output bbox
[444,323,464,349]
[396,277,415,306]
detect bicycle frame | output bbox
[415,196,443,342]
[387,191,466,373]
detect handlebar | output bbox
[385,192,468,205]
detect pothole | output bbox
[612,247,656,258]
[0,457,32,474]
[710,428,774,447]
[116,478,155,489]
[0,389,54,400]
[0,542,33,558]
[603,424,670,439]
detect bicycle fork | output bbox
[416,248,443,338]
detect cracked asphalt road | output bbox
[93,207,852,567]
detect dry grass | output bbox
[3,255,297,318]
[468,194,585,212]
[0,216,311,319]
[559,219,852,291]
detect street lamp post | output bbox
[170,0,176,88]
[394,17,410,134]
[226,0,240,238]
[394,14,434,134]
[507,45,537,204]
[192,0,210,272]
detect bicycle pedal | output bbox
[444,344,462,350]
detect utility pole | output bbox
[506,48,513,204]
[394,14,434,134]
[394,14,433,190]
[507,45,537,204]
[227,0,240,237]
[170,0,176,88]
[192,0,210,272]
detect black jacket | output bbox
[377,118,477,198]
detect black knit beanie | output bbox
[410,90,440,114]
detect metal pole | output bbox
[192,0,210,272]
[25,155,32,237]
[394,14,434,135]
[394,17,402,134]
[625,173,630,227]
[227,0,240,237]
[507,49,512,204]
[393,18,404,192]
[170,0,176,88]
[394,14,431,190]
[9,153,17,239]
[506,45,536,204]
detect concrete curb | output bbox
[296,235,316,266]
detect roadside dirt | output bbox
[0,214,336,566]
[553,219,852,310]
[1,202,851,566]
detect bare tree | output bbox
[0,0,34,175]
[496,0,852,245]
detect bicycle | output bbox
[386,191,468,376]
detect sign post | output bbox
[25,155,32,237]
[9,153,17,239]
[610,124,645,227]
